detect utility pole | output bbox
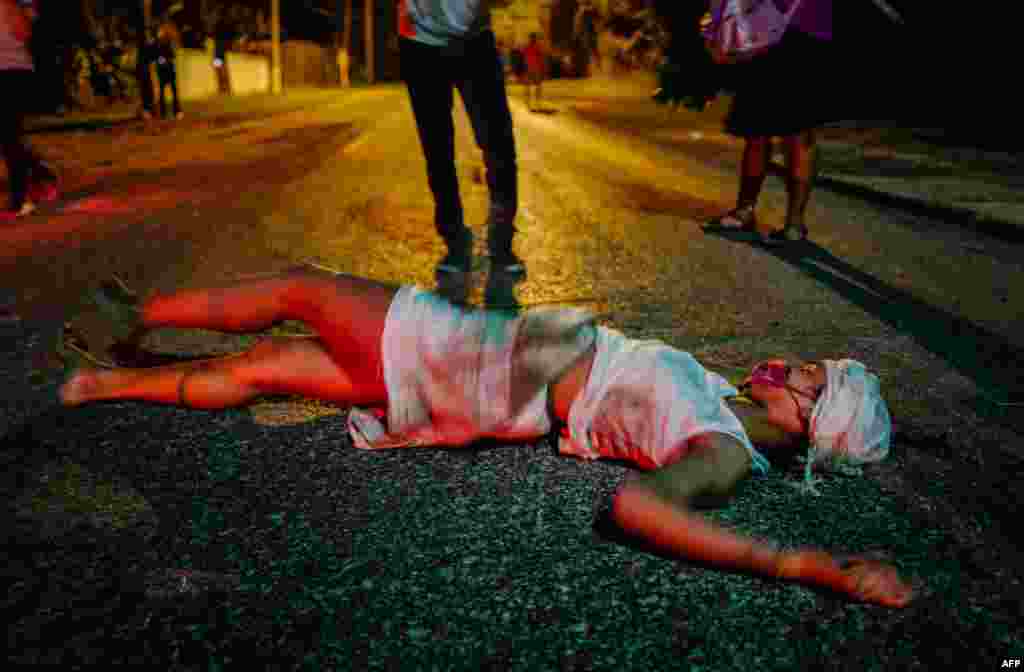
[364,0,374,84]
[271,0,282,93]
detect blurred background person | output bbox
[155,19,182,119]
[135,25,158,119]
[522,32,546,111]
[397,0,525,277]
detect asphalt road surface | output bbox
[3,81,1022,669]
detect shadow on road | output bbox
[736,237,1024,430]
[815,173,1024,246]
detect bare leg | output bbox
[781,129,816,234]
[736,136,771,211]
[61,336,384,409]
[139,266,397,391]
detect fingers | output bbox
[843,558,914,608]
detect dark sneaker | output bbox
[489,250,526,275]
[436,230,474,275]
[29,162,59,203]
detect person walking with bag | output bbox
[702,0,834,244]
[397,0,524,278]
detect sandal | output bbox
[57,323,114,373]
[107,341,188,368]
[761,225,809,246]
[702,207,759,236]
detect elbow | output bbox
[610,482,648,533]
[611,481,681,538]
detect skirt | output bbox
[724,29,841,138]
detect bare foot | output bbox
[59,368,101,406]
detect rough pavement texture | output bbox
[3,80,1023,669]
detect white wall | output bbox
[176,48,218,100]
[225,51,270,96]
[175,48,270,100]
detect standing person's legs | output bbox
[707,136,770,231]
[0,70,35,213]
[137,64,154,117]
[455,31,520,267]
[157,74,169,118]
[737,136,771,212]
[169,68,181,117]
[399,38,471,270]
[780,128,816,237]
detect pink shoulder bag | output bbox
[703,0,804,64]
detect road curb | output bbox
[817,172,1024,245]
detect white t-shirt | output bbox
[398,0,491,47]
[560,326,771,474]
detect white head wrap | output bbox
[808,359,891,468]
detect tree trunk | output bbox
[343,0,353,51]
[363,0,374,84]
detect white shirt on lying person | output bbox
[560,326,771,474]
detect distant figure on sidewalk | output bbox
[509,44,525,83]
[135,27,158,120]
[101,39,127,102]
[1,0,58,218]
[156,21,183,120]
[702,0,835,245]
[573,0,601,76]
[523,33,546,110]
[336,44,350,87]
[212,18,233,94]
[397,0,524,278]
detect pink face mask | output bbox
[745,362,822,435]
[749,362,790,388]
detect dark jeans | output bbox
[137,63,154,114]
[157,66,181,117]
[0,69,50,210]
[400,30,518,253]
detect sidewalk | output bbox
[24,86,357,136]
[817,122,1024,242]
[539,75,1024,242]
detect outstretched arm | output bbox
[611,433,913,608]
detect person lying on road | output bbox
[57,265,913,608]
